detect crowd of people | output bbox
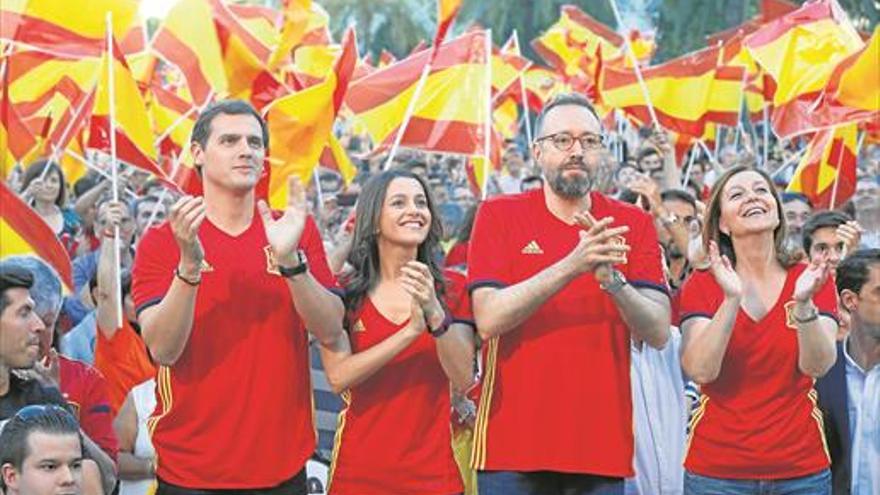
[1,94,879,495]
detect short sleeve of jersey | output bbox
[443,268,473,326]
[812,269,839,323]
[625,210,668,296]
[78,367,119,460]
[132,225,177,316]
[298,215,338,291]
[679,269,719,325]
[467,200,510,291]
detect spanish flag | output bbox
[319,134,357,186]
[346,30,490,156]
[492,33,531,97]
[264,28,357,208]
[432,0,463,60]
[0,0,139,57]
[787,124,857,208]
[600,44,744,138]
[3,50,99,120]
[744,0,863,138]
[152,0,227,106]
[227,3,281,51]
[0,180,73,289]
[88,35,163,178]
[148,85,195,157]
[1,62,37,177]
[268,0,311,70]
[812,26,879,130]
[531,5,622,78]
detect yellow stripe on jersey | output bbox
[146,366,173,437]
[684,394,709,459]
[471,337,499,470]
[327,389,352,492]
[808,387,831,462]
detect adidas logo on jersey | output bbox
[521,240,544,255]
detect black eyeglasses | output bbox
[535,132,604,152]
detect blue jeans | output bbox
[478,471,624,495]
[683,469,831,495]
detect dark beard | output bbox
[548,164,592,198]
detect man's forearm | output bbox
[139,278,199,366]
[287,273,345,345]
[474,258,577,340]
[610,285,670,349]
[82,433,117,495]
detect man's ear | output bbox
[2,463,20,492]
[191,141,204,176]
[840,289,859,313]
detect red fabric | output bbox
[679,264,838,478]
[328,295,465,495]
[444,241,469,268]
[94,319,156,415]
[58,355,119,461]
[132,210,336,489]
[466,189,666,476]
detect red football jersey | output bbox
[328,289,468,495]
[132,211,336,489]
[466,189,666,476]
[59,355,119,460]
[679,263,838,479]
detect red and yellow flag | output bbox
[152,0,227,106]
[149,85,195,157]
[0,0,139,57]
[531,5,622,78]
[88,36,163,178]
[346,30,490,156]
[319,134,357,186]
[787,124,858,208]
[264,28,357,208]
[268,0,311,70]
[0,180,73,289]
[1,62,37,177]
[600,44,745,137]
[744,0,863,138]
[432,0,463,61]
[492,33,531,97]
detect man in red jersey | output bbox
[133,100,344,495]
[468,93,671,495]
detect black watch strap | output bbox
[278,250,308,278]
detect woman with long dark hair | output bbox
[321,169,475,495]
[679,165,839,494]
[20,159,81,238]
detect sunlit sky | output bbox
[138,0,180,20]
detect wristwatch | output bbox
[599,269,628,294]
[278,250,308,278]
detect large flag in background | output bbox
[346,30,490,156]
[264,28,357,208]
[89,36,164,178]
[531,5,622,79]
[0,181,73,289]
[787,124,858,208]
[152,0,227,106]
[600,44,745,137]
[0,0,139,57]
[4,51,99,122]
[268,0,311,70]
[744,0,863,138]
[149,85,195,157]
[1,62,37,177]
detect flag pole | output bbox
[382,62,432,171]
[732,69,748,151]
[482,29,492,200]
[145,186,170,230]
[513,30,533,146]
[106,13,124,330]
[762,105,770,167]
[41,88,96,181]
[608,0,659,129]
[313,167,324,213]
[681,141,699,187]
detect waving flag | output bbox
[0,181,73,289]
[531,5,622,78]
[346,30,490,156]
[89,36,163,177]
[745,0,863,137]
[1,62,37,177]
[787,124,857,208]
[432,0,463,61]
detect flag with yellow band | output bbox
[531,5,622,78]
[787,124,858,208]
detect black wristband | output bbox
[174,267,201,286]
[427,311,453,338]
[279,250,308,278]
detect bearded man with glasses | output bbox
[467,93,671,495]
